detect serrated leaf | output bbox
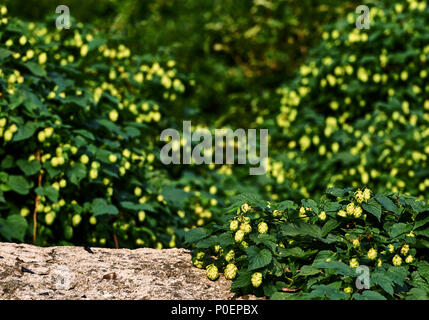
[375,194,398,213]
[321,219,340,236]
[17,159,41,176]
[352,290,387,300]
[91,198,118,216]
[120,201,154,212]
[362,198,382,221]
[23,61,47,77]
[7,175,32,195]
[67,163,87,186]
[281,222,321,238]
[0,215,28,242]
[184,227,210,243]
[231,270,253,290]
[246,246,272,270]
[326,187,346,197]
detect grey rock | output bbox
[0,242,259,300]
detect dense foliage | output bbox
[265,0,429,201]
[0,6,221,248]
[188,188,429,300]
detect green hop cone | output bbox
[224,264,238,280]
[225,249,235,262]
[192,257,204,269]
[230,219,239,231]
[251,272,263,288]
[235,230,245,242]
[206,264,219,281]
[258,221,268,234]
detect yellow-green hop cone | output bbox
[241,241,249,249]
[258,221,268,234]
[352,238,360,248]
[377,258,382,267]
[192,257,204,269]
[230,219,239,231]
[363,188,371,201]
[235,230,245,242]
[240,222,252,234]
[388,244,395,253]
[392,254,402,266]
[367,248,377,260]
[349,258,359,268]
[355,190,364,203]
[338,210,347,217]
[241,203,251,213]
[318,211,327,221]
[195,251,205,260]
[224,264,238,280]
[405,255,414,264]
[206,264,219,281]
[225,249,235,262]
[400,244,410,255]
[344,287,353,294]
[353,206,362,218]
[251,272,263,288]
[346,202,355,215]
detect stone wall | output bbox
[0,243,254,300]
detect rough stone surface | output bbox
[0,242,257,300]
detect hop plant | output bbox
[206,264,219,281]
[230,220,239,231]
[224,249,235,262]
[251,272,263,288]
[393,255,403,266]
[224,264,238,280]
[234,230,245,242]
[257,221,268,234]
[367,248,378,260]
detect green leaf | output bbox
[17,159,41,176]
[195,235,218,248]
[22,61,47,77]
[415,228,429,238]
[313,260,356,277]
[298,265,321,277]
[246,246,272,270]
[184,227,210,243]
[67,163,87,186]
[326,187,346,197]
[389,223,413,238]
[362,198,382,221]
[406,288,429,300]
[7,175,32,195]
[231,270,253,290]
[91,198,119,216]
[270,292,305,300]
[371,271,394,296]
[120,201,155,212]
[308,284,348,300]
[281,222,321,238]
[250,234,277,252]
[278,247,318,260]
[375,194,398,213]
[35,186,59,203]
[352,290,387,300]
[387,266,408,286]
[0,215,28,242]
[13,122,39,142]
[321,219,340,236]
[0,48,13,60]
